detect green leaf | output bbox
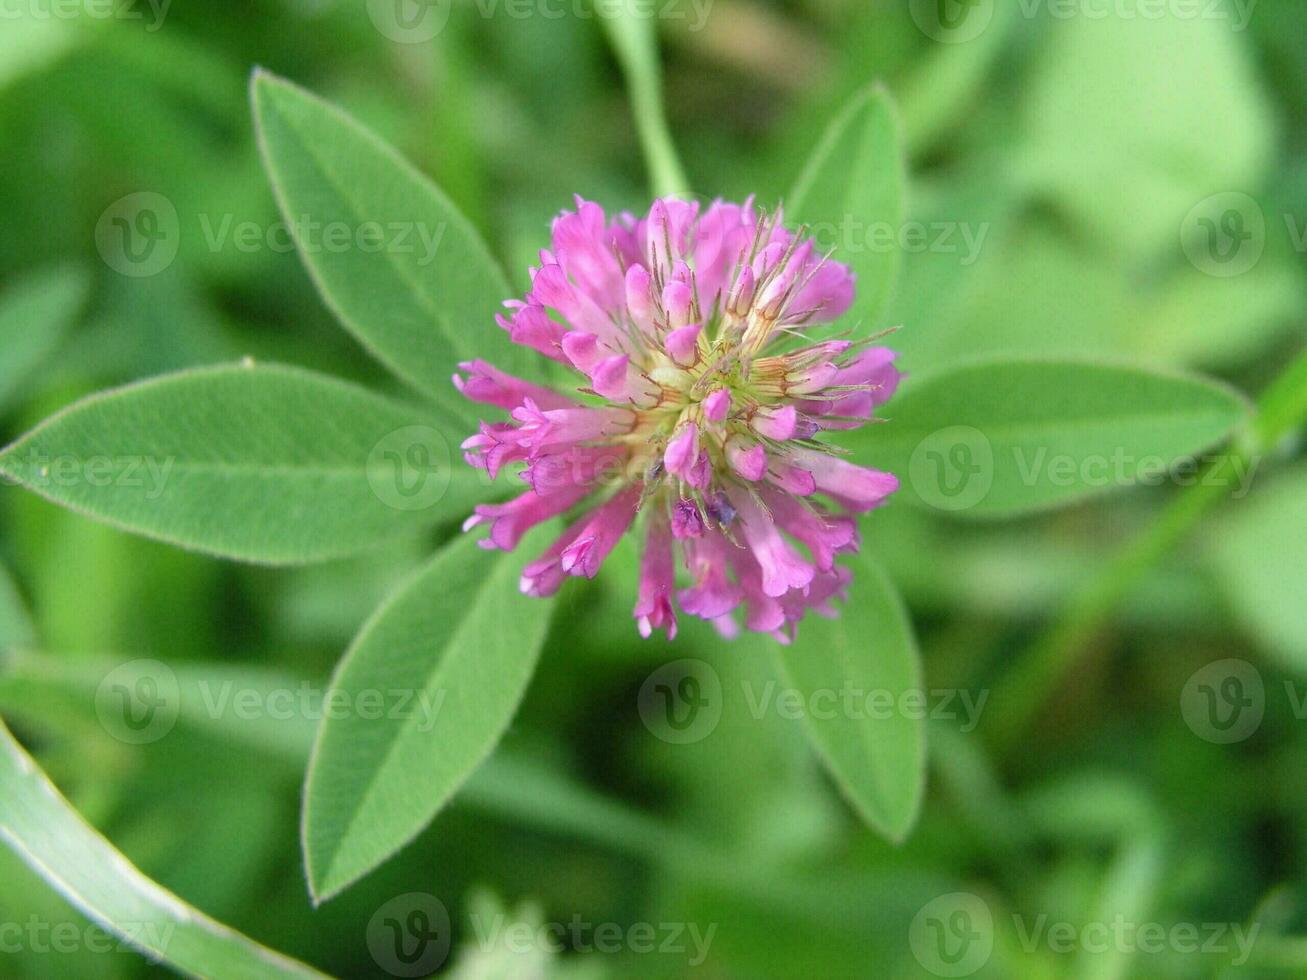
[302,531,555,901]
[1207,467,1307,673]
[898,5,1018,154]
[847,358,1250,517]
[1123,261,1303,368]
[891,218,1131,372]
[0,716,326,978]
[1017,10,1274,261]
[787,85,904,331]
[0,264,91,413]
[251,70,531,418]
[0,363,481,564]
[772,552,924,841]
[596,0,689,198]
[0,652,896,931]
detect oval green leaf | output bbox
[788,84,904,331]
[0,716,326,978]
[303,531,556,902]
[845,358,1250,517]
[772,551,925,841]
[252,70,532,419]
[0,363,480,564]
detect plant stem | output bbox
[599,4,691,198]
[988,347,1307,753]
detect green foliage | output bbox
[595,0,689,198]
[0,2,1305,977]
[0,364,478,563]
[853,358,1250,516]
[1018,9,1275,260]
[0,717,325,978]
[252,71,532,418]
[788,85,904,331]
[303,532,557,901]
[772,553,924,841]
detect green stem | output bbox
[988,347,1307,753]
[598,4,691,198]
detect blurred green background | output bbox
[2,0,1306,976]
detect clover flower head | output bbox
[456,196,901,643]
